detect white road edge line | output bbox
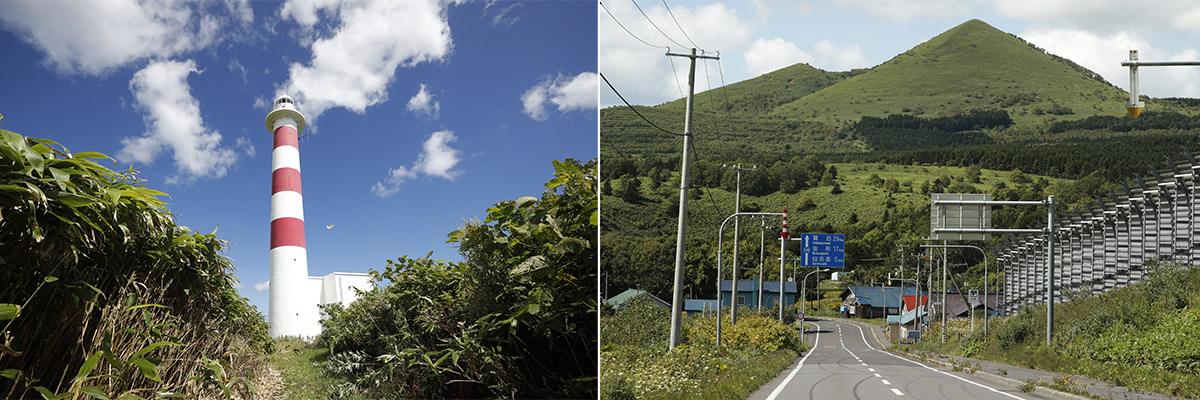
[764,321,822,400]
[848,323,1026,400]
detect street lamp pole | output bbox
[800,268,829,345]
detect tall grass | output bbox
[0,120,269,398]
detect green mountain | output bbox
[601,19,1200,158]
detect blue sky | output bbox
[602,0,1200,107]
[0,0,598,317]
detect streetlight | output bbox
[800,268,830,345]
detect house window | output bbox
[736,296,746,306]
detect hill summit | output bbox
[768,19,1128,126]
[600,19,1200,158]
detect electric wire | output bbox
[662,0,700,49]
[600,72,684,137]
[599,1,668,50]
[630,0,689,49]
[667,55,686,99]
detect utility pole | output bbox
[723,163,756,324]
[758,218,766,311]
[667,48,719,350]
[942,241,948,343]
[899,245,907,318]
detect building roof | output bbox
[604,289,669,309]
[840,286,926,308]
[931,291,1004,317]
[719,280,798,294]
[684,299,718,312]
[900,306,927,325]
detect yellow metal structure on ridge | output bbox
[1126,106,1144,119]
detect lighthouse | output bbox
[265,94,318,338]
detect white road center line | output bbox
[892,388,904,395]
[882,379,891,385]
[874,373,882,378]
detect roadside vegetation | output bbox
[600,300,805,400]
[895,262,1200,398]
[308,159,597,399]
[0,114,271,398]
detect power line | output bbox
[599,1,668,49]
[600,72,684,137]
[662,0,700,49]
[630,0,688,49]
[667,55,685,99]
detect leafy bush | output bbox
[600,298,669,350]
[0,115,269,398]
[994,306,1041,350]
[685,313,801,353]
[316,159,597,399]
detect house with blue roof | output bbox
[720,280,798,309]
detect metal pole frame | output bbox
[919,244,989,336]
[929,196,1056,345]
[715,211,784,345]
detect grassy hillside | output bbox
[771,20,1139,127]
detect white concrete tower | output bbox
[265,94,318,338]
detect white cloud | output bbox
[254,281,270,291]
[522,72,598,121]
[1021,29,1200,98]
[827,0,972,24]
[745,38,809,76]
[406,83,440,118]
[120,60,241,183]
[484,0,522,27]
[0,0,251,76]
[744,38,869,75]
[600,1,753,105]
[372,130,461,198]
[989,0,1200,33]
[812,40,869,71]
[279,0,454,120]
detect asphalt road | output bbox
[748,319,1055,400]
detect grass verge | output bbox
[893,263,1200,398]
[267,338,347,399]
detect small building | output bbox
[840,286,927,319]
[683,299,718,316]
[720,280,798,309]
[604,289,670,310]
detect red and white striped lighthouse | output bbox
[265,94,316,338]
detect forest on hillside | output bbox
[599,107,1200,305]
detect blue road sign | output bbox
[801,233,845,268]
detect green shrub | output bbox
[685,313,801,352]
[600,297,669,350]
[994,306,1041,350]
[316,159,597,399]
